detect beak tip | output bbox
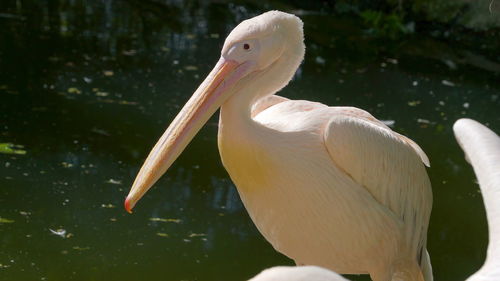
[124,196,133,214]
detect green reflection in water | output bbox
[0,1,499,281]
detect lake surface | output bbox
[1,1,499,281]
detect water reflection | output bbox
[1,0,499,281]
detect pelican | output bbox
[124,11,433,281]
[454,118,500,281]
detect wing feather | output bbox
[323,115,432,260]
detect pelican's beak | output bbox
[124,58,253,213]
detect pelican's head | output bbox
[124,11,304,212]
[221,11,304,73]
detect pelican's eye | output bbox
[224,39,259,62]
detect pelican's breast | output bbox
[219,100,327,189]
[217,100,401,274]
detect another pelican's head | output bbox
[125,11,304,212]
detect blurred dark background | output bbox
[0,1,499,281]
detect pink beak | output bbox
[124,58,253,213]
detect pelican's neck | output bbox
[220,76,260,123]
[455,119,500,281]
[220,48,303,125]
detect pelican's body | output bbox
[220,96,432,280]
[125,11,433,281]
[244,119,500,281]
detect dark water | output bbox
[1,1,499,281]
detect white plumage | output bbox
[125,11,433,281]
[220,97,432,281]
[248,266,348,281]
[454,118,500,281]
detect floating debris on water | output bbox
[184,65,198,71]
[95,91,109,97]
[91,127,111,136]
[72,246,90,251]
[122,49,137,56]
[101,203,116,208]
[149,217,182,223]
[118,100,137,105]
[106,179,122,185]
[315,56,326,65]
[97,99,138,105]
[188,233,206,238]
[381,120,395,127]
[443,59,457,70]
[103,70,114,76]
[441,80,455,87]
[49,228,71,238]
[386,58,398,64]
[19,211,30,217]
[463,102,470,109]
[412,81,418,86]
[61,162,74,168]
[417,118,432,124]
[0,217,15,224]
[156,233,169,237]
[50,228,64,236]
[67,87,81,94]
[407,100,421,107]
[0,143,26,155]
[210,33,219,39]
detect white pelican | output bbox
[124,11,433,281]
[454,118,500,281]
